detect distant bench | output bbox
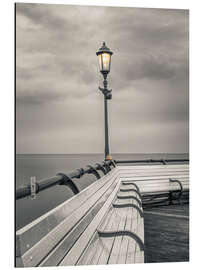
[16,163,189,267]
[118,164,189,207]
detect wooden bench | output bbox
[118,164,189,207]
[77,180,144,265]
[16,164,189,267]
[16,166,144,267]
[118,164,189,193]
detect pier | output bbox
[15,159,189,267]
[15,5,190,268]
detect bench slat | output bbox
[59,177,121,266]
[116,206,133,264]
[120,172,189,178]
[98,209,127,264]
[77,207,115,265]
[16,163,188,267]
[16,167,119,257]
[85,209,117,265]
[118,165,189,170]
[122,175,188,182]
[17,171,119,267]
[40,182,118,266]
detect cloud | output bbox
[16,3,73,30]
[16,4,189,153]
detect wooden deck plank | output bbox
[135,216,144,263]
[134,195,144,263]
[143,211,189,219]
[146,206,189,215]
[144,205,189,263]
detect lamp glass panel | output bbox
[101,53,111,72]
[98,54,103,71]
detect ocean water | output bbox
[16,153,189,230]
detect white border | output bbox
[1,0,203,269]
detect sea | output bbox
[16,153,189,230]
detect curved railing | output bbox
[16,158,189,200]
[115,158,189,165]
[16,160,116,200]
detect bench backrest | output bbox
[16,167,119,267]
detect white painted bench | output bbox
[118,164,189,194]
[16,166,144,267]
[16,164,189,267]
[119,164,189,208]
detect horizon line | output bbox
[16,152,189,155]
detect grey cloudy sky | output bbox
[16,3,189,154]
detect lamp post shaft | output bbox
[96,42,113,161]
[104,94,110,159]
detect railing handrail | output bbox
[115,158,189,165]
[16,158,189,200]
[16,160,116,200]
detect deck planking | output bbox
[144,204,189,263]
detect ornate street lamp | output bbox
[96,42,113,161]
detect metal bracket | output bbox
[103,162,111,173]
[87,165,101,179]
[110,160,116,167]
[30,176,37,200]
[162,159,167,165]
[75,168,84,178]
[57,173,79,195]
[122,182,140,193]
[117,195,142,208]
[97,230,144,251]
[169,178,183,205]
[98,87,112,99]
[95,163,107,175]
[119,188,142,200]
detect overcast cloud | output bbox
[16,3,189,154]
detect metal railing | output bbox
[115,158,189,165]
[16,158,189,200]
[16,160,116,200]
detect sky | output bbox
[16,3,189,154]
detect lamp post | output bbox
[96,42,113,161]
